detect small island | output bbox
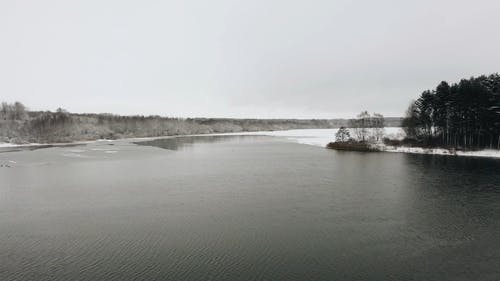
[326,112,385,152]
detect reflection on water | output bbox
[135,135,267,150]
[0,136,499,281]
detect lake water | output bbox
[1,132,500,281]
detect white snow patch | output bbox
[214,128,500,159]
[456,149,500,158]
[0,142,42,148]
[377,145,500,158]
[66,149,86,153]
[222,127,402,148]
[61,153,88,158]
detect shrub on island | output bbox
[326,141,380,152]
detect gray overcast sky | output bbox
[1,0,499,118]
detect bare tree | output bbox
[0,102,10,119]
[372,113,385,141]
[0,101,27,120]
[13,102,27,120]
[349,111,371,142]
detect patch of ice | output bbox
[67,149,86,153]
[0,142,42,148]
[0,143,15,148]
[215,128,500,159]
[61,153,89,158]
[225,128,402,148]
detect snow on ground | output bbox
[2,127,499,158]
[455,149,500,158]
[0,139,102,148]
[0,142,42,148]
[231,127,403,148]
[239,128,341,147]
[381,145,500,158]
[229,128,500,159]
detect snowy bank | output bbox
[0,142,42,148]
[2,128,499,159]
[227,127,403,147]
[233,128,500,159]
[379,145,500,159]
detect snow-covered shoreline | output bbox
[0,139,112,149]
[2,128,499,159]
[374,144,500,158]
[0,142,43,148]
[235,128,500,159]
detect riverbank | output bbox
[2,128,499,159]
[325,141,500,159]
[0,103,404,144]
[378,144,500,158]
[267,128,500,159]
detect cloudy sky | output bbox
[1,0,499,118]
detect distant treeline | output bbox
[403,73,500,149]
[0,102,402,144]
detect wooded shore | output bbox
[0,102,403,144]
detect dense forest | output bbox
[0,102,402,144]
[402,73,500,149]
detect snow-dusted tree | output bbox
[349,111,371,142]
[0,102,10,120]
[0,101,27,120]
[335,126,351,143]
[372,113,385,141]
[12,102,27,120]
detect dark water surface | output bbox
[1,136,500,281]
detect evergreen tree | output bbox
[402,74,500,149]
